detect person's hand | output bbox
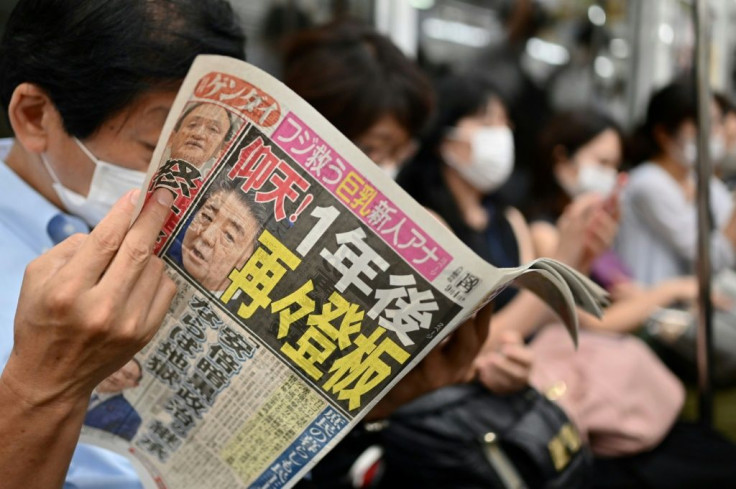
[554,194,599,268]
[583,205,619,262]
[660,276,733,311]
[661,276,699,304]
[365,304,493,420]
[609,280,645,302]
[601,172,627,221]
[474,330,533,395]
[1,188,176,409]
[555,193,620,272]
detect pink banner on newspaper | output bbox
[273,113,452,281]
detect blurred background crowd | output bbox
[4,0,736,487]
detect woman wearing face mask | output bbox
[386,73,596,489]
[529,109,623,276]
[615,78,736,286]
[399,74,521,307]
[714,92,736,189]
[399,74,610,326]
[528,109,703,334]
[522,108,736,489]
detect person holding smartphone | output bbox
[527,108,702,334]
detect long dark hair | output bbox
[527,109,621,220]
[398,73,509,249]
[627,78,696,165]
[412,73,508,170]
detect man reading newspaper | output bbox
[64,52,598,487]
[0,1,500,488]
[1,25,608,489]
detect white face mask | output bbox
[560,162,617,197]
[680,139,697,168]
[42,138,147,227]
[678,136,725,168]
[710,134,726,162]
[444,126,515,194]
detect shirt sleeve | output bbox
[711,178,735,227]
[628,172,735,271]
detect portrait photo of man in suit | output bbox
[84,359,143,442]
[167,178,268,293]
[168,102,237,173]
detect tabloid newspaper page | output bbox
[79,55,607,489]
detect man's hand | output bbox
[365,304,492,420]
[474,330,533,395]
[2,188,176,408]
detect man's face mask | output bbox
[443,126,515,194]
[43,138,147,227]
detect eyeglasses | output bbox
[360,139,419,167]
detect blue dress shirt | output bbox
[0,145,143,489]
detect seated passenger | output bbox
[528,108,702,334]
[0,0,245,487]
[0,11,495,488]
[285,22,520,399]
[398,73,613,341]
[615,78,736,286]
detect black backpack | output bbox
[377,383,592,489]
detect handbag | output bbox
[377,383,592,489]
[530,325,685,457]
[645,270,736,387]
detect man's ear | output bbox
[7,83,61,154]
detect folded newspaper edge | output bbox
[79,55,611,489]
[489,258,609,347]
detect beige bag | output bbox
[529,325,684,457]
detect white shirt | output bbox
[0,143,142,489]
[615,162,735,285]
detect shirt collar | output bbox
[0,147,88,254]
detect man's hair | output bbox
[206,177,270,238]
[0,0,246,139]
[174,102,238,143]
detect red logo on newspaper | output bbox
[194,72,281,128]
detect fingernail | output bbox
[154,188,175,207]
[129,188,141,204]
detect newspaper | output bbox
[79,55,608,489]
